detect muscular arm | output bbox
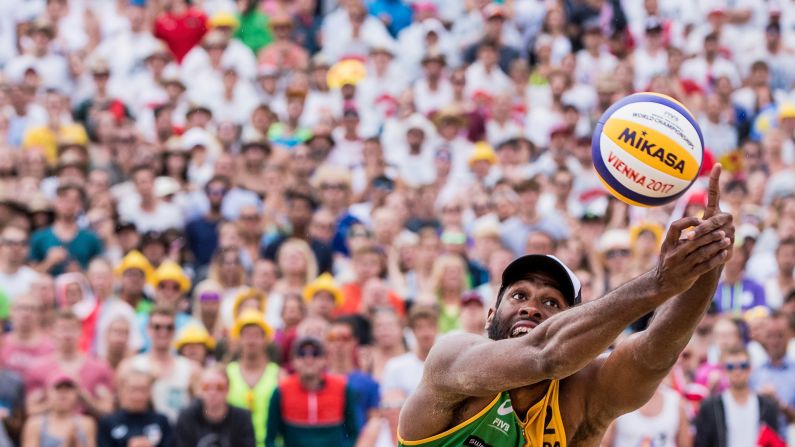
[422,218,727,399]
[587,165,733,421]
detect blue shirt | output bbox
[751,358,795,438]
[346,370,380,429]
[185,216,219,269]
[712,278,767,315]
[367,0,412,37]
[29,227,103,276]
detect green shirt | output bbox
[227,361,280,447]
[398,380,567,447]
[235,11,272,55]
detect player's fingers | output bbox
[670,230,725,263]
[665,217,701,250]
[704,164,722,219]
[691,249,730,276]
[685,213,732,240]
[684,236,732,264]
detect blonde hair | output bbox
[277,238,319,285]
[311,165,352,189]
[428,254,469,296]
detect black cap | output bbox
[499,255,582,306]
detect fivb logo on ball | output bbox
[592,92,704,207]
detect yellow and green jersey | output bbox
[399,380,566,447]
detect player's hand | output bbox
[692,164,735,254]
[654,165,733,295]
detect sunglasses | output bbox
[724,361,750,371]
[296,348,324,359]
[202,383,227,392]
[207,188,226,197]
[200,292,220,302]
[327,332,354,343]
[320,183,347,191]
[606,249,630,259]
[150,323,175,332]
[1,238,28,247]
[239,214,260,221]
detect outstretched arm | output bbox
[586,165,734,421]
[420,214,729,398]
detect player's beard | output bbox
[487,311,511,341]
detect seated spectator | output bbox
[98,368,172,447]
[175,366,255,447]
[603,383,690,447]
[226,310,280,447]
[22,372,97,447]
[119,306,201,424]
[266,336,360,447]
[0,294,55,380]
[29,183,103,276]
[26,310,114,418]
[0,225,38,302]
[381,305,438,397]
[303,272,343,321]
[714,246,767,316]
[326,317,379,428]
[751,311,795,434]
[694,345,782,446]
[174,322,216,367]
[338,245,404,317]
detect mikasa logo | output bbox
[617,127,686,174]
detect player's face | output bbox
[487,278,567,340]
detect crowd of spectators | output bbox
[0,0,794,446]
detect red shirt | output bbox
[154,8,208,63]
[336,283,405,317]
[0,335,55,381]
[26,356,114,414]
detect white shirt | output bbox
[413,78,454,116]
[464,61,512,99]
[381,352,424,397]
[722,392,760,447]
[613,387,682,447]
[0,266,39,301]
[118,197,185,232]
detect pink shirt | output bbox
[0,335,55,381]
[26,356,114,414]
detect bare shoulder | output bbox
[421,332,490,386]
[398,333,495,442]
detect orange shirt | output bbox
[337,283,405,317]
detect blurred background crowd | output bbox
[0,0,794,446]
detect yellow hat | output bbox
[231,288,267,318]
[468,142,497,166]
[302,273,343,307]
[152,261,191,293]
[23,124,90,164]
[174,322,216,351]
[779,103,795,120]
[115,250,154,281]
[327,59,367,89]
[629,222,664,249]
[208,11,239,29]
[231,309,272,341]
[57,124,89,148]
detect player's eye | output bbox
[511,292,526,301]
[543,299,560,309]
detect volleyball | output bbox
[592,92,704,207]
